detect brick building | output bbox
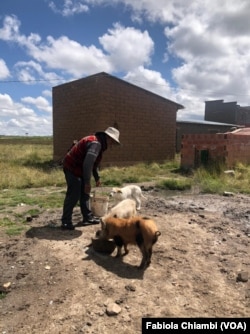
[181,128,250,169]
[53,72,183,166]
[205,100,250,126]
[176,120,238,153]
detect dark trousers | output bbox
[61,169,91,225]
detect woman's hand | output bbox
[96,180,101,187]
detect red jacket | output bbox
[63,135,103,179]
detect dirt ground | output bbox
[0,186,250,334]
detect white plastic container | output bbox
[91,193,109,217]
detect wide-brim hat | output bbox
[104,127,121,144]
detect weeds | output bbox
[0,292,7,300]
[157,178,192,191]
[0,216,27,236]
[1,136,250,214]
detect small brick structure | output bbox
[176,120,237,153]
[181,128,250,169]
[53,72,183,166]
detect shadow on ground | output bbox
[83,246,145,280]
[25,225,82,240]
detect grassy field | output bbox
[1,135,250,235]
[0,135,189,193]
[1,135,250,194]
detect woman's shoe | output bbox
[61,223,75,230]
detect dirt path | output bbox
[0,190,250,333]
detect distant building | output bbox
[52,72,183,166]
[205,100,250,126]
[181,128,250,169]
[176,120,238,153]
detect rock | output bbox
[236,271,248,282]
[103,298,113,306]
[245,290,250,299]
[121,314,132,322]
[106,303,122,316]
[224,170,235,177]
[125,284,136,292]
[1,282,12,292]
[3,282,11,289]
[223,191,234,197]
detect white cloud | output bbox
[0,14,111,76]
[0,15,154,77]
[1,114,52,136]
[0,94,33,118]
[48,0,89,16]
[42,89,52,98]
[21,96,52,113]
[124,66,174,99]
[35,35,113,76]
[0,93,52,135]
[3,114,52,136]
[0,15,41,46]
[0,15,21,40]
[99,23,154,72]
[0,0,250,135]
[14,60,63,84]
[0,59,10,79]
[81,0,182,23]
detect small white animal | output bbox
[103,198,137,219]
[110,185,146,210]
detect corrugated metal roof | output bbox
[177,119,238,126]
[229,127,250,135]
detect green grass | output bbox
[100,159,180,186]
[1,136,250,197]
[192,162,250,195]
[157,178,192,191]
[0,136,64,190]
[0,292,7,300]
[0,188,66,210]
[1,136,250,236]
[0,216,27,236]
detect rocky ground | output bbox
[0,187,250,334]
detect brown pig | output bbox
[96,216,161,269]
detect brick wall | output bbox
[226,133,250,166]
[181,132,250,169]
[53,73,182,166]
[176,122,235,153]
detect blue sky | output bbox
[0,0,250,136]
